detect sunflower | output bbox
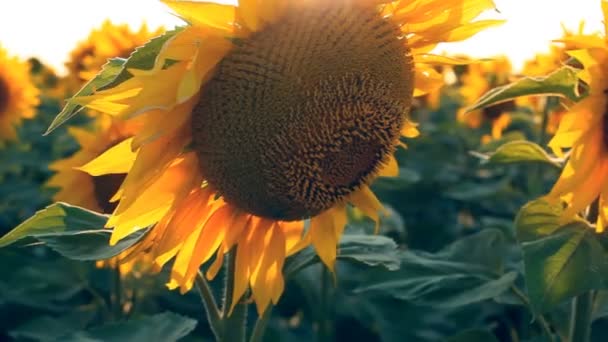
[65,20,164,93]
[457,56,514,141]
[47,115,140,213]
[0,46,39,141]
[545,0,608,232]
[69,0,500,314]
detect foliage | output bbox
[2,28,607,342]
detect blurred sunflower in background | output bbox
[70,0,500,314]
[0,46,39,142]
[545,0,608,231]
[46,115,149,276]
[65,20,164,94]
[47,115,140,214]
[457,56,514,142]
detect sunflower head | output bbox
[68,0,501,314]
[192,1,413,220]
[0,46,40,141]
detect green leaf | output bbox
[0,202,107,247]
[0,202,143,261]
[444,178,510,201]
[9,311,95,341]
[45,27,184,135]
[59,312,197,342]
[467,66,581,113]
[355,229,516,308]
[284,234,400,277]
[473,140,561,168]
[45,58,125,135]
[515,199,608,314]
[99,26,185,91]
[447,330,499,342]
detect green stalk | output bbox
[195,270,222,340]
[511,286,554,342]
[112,267,123,320]
[221,248,248,342]
[249,306,273,342]
[568,199,601,342]
[318,267,333,342]
[529,96,556,196]
[568,292,594,342]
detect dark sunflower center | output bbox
[191,2,414,221]
[0,77,9,114]
[92,173,126,213]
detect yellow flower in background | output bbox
[47,115,140,213]
[65,20,164,93]
[47,115,149,277]
[70,0,500,314]
[457,56,514,141]
[0,46,39,141]
[546,0,608,232]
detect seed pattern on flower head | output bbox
[70,0,501,314]
[193,3,413,220]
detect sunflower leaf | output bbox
[284,234,400,278]
[466,66,582,113]
[45,27,185,135]
[354,229,516,308]
[472,140,562,168]
[58,312,197,342]
[0,202,143,261]
[515,199,608,314]
[98,26,185,91]
[45,58,126,135]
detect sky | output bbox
[0,0,604,74]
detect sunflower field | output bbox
[1,0,608,341]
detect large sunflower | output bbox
[545,0,608,232]
[65,20,164,93]
[0,46,39,141]
[70,0,500,314]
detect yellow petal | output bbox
[162,0,239,35]
[349,185,383,233]
[378,154,399,177]
[79,138,136,176]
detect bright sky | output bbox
[0,0,604,74]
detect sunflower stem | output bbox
[318,267,333,342]
[568,291,594,342]
[195,270,223,340]
[537,96,556,147]
[249,305,273,342]
[112,267,123,320]
[530,96,557,196]
[511,286,554,342]
[221,248,248,342]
